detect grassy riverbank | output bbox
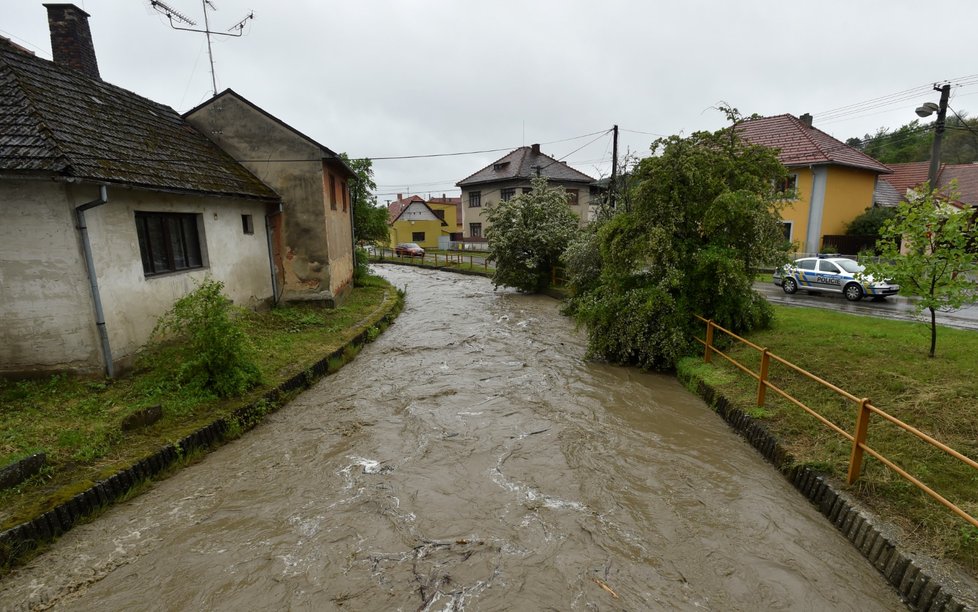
[0,276,400,533]
[679,305,978,572]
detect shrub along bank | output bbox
[0,275,402,569]
[678,304,978,574]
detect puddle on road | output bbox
[0,265,904,611]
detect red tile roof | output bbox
[737,114,891,174]
[387,195,424,223]
[881,161,978,207]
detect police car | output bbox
[773,256,900,301]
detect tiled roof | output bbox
[0,41,277,200]
[737,114,891,174]
[387,195,424,223]
[880,161,978,207]
[457,145,596,187]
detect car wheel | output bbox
[844,283,864,301]
[782,277,798,294]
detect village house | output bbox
[0,4,352,377]
[737,114,892,254]
[387,193,462,250]
[185,90,356,306]
[456,144,597,243]
[875,161,978,208]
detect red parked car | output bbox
[395,243,425,257]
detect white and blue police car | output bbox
[773,256,900,302]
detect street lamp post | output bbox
[915,83,951,190]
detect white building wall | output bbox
[0,179,274,375]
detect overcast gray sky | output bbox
[5,1,977,202]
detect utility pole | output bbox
[150,0,255,97]
[927,84,951,190]
[609,124,619,210]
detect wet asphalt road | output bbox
[754,281,978,331]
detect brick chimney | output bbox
[44,4,100,79]
[799,113,813,128]
[531,143,540,155]
[397,193,403,202]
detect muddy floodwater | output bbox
[0,265,904,611]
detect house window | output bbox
[342,182,349,212]
[500,188,516,202]
[135,211,204,276]
[567,189,579,205]
[777,174,798,198]
[780,221,793,242]
[433,209,446,221]
[412,231,425,242]
[242,214,254,235]
[522,187,532,194]
[468,191,481,208]
[469,223,482,238]
[329,175,337,210]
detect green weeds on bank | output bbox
[681,305,978,570]
[0,275,398,532]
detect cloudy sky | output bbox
[5,1,977,203]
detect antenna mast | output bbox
[150,0,254,96]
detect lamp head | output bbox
[916,102,940,117]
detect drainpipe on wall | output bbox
[74,184,114,377]
[265,202,283,305]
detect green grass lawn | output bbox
[681,305,978,570]
[0,277,398,531]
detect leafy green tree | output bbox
[569,110,789,370]
[485,177,580,292]
[845,206,897,241]
[850,111,978,165]
[341,153,389,245]
[867,184,978,357]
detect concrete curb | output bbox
[676,370,977,611]
[0,292,404,572]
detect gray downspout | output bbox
[265,202,283,305]
[75,185,113,377]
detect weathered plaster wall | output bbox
[0,179,273,375]
[186,95,353,303]
[0,180,100,373]
[323,164,353,301]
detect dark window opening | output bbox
[500,188,516,202]
[522,187,532,194]
[468,191,482,208]
[329,175,337,210]
[469,222,482,238]
[242,214,254,235]
[777,175,798,198]
[135,211,204,276]
[780,221,792,242]
[433,209,446,221]
[567,189,579,205]
[412,231,425,242]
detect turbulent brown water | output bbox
[0,265,904,611]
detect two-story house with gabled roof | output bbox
[456,144,597,242]
[738,114,892,254]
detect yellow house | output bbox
[388,200,450,249]
[738,114,892,254]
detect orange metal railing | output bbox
[694,315,978,529]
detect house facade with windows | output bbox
[737,114,892,254]
[456,144,597,242]
[388,200,448,249]
[185,89,356,305]
[0,6,280,376]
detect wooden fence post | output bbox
[847,398,871,484]
[757,348,770,407]
[704,320,714,363]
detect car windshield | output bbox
[835,259,864,273]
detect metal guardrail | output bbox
[695,315,978,529]
[371,247,490,271]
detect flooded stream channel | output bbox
[0,265,904,610]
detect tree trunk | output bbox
[929,306,937,358]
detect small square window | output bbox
[412,231,425,242]
[469,222,482,238]
[500,188,515,202]
[242,214,254,235]
[777,175,798,198]
[566,189,579,205]
[522,187,532,194]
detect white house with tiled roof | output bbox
[456,144,597,241]
[738,114,892,254]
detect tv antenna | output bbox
[150,0,254,96]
